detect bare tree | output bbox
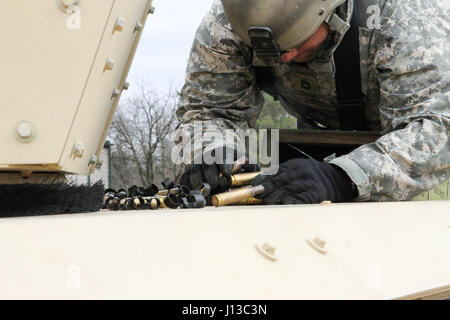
[108,83,185,189]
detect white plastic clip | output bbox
[307,237,327,255]
[255,242,278,262]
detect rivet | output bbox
[96,159,103,169]
[104,58,115,71]
[72,142,85,158]
[148,6,156,14]
[134,21,143,33]
[319,8,325,15]
[60,0,79,14]
[89,155,98,166]
[114,17,126,32]
[111,88,121,99]
[122,82,130,91]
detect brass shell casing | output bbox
[119,198,131,210]
[132,198,140,209]
[148,198,161,210]
[157,188,179,197]
[236,197,264,206]
[229,172,261,187]
[212,185,265,207]
[158,196,168,209]
[142,196,164,209]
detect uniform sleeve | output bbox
[330,0,450,201]
[174,0,264,162]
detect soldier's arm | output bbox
[174,0,264,160]
[331,0,450,201]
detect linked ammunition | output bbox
[106,198,120,211]
[163,193,180,209]
[185,193,207,208]
[119,198,132,210]
[202,184,211,197]
[156,185,190,197]
[103,166,266,212]
[134,196,162,210]
[157,189,173,196]
[161,178,175,191]
[146,184,159,196]
[131,197,146,210]
[143,197,161,210]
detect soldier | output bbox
[175,0,449,204]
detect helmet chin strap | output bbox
[324,10,335,25]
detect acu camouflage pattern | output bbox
[176,0,450,202]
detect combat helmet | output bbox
[221,0,346,57]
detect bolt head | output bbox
[62,0,79,7]
[15,121,36,143]
[105,58,115,71]
[134,21,143,33]
[72,142,85,158]
[17,122,33,139]
[96,159,104,169]
[89,155,98,166]
[111,88,121,99]
[114,17,126,32]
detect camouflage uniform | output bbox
[176,0,450,202]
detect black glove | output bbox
[251,158,356,204]
[179,148,260,194]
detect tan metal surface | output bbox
[59,0,153,175]
[0,0,114,165]
[0,201,449,299]
[91,0,154,176]
[0,172,66,184]
[0,0,152,175]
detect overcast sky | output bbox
[123,0,213,98]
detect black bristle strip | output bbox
[0,181,104,218]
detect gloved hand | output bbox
[179,147,260,194]
[251,158,356,204]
